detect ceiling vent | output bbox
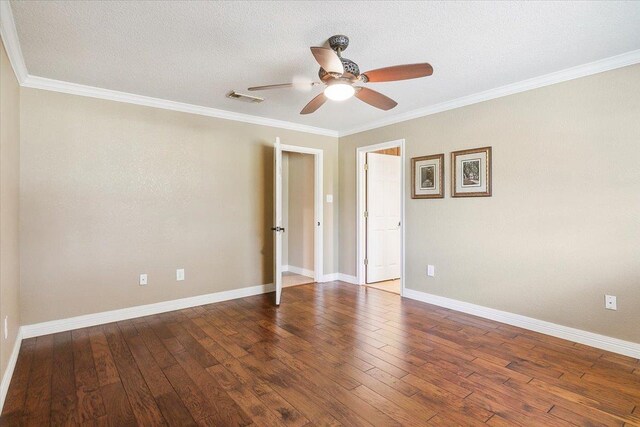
[226,90,264,103]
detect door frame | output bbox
[280,143,324,283]
[356,139,406,296]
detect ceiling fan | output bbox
[248,35,433,115]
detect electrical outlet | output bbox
[139,274,148,286]
[4,316,7,340]
[427,265,435,277]
[176,268,185,281]
[605,295,617,310]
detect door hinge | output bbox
[364,258,369,266]
[364,211,368,218]
[364,163,368,171]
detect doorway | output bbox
[272,139,323,305]
[357,139,405,296]
[282,151,315,288]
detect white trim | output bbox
[337,273,358,284]
[403,288,640,359]
[356,139,406,297]
[280,144,324,284]
[21,75,338,137]
[320,273,338,282]
[0,328,22,413]
[0,0,27,83]
[21,283,274,339]
[283,265,315,278]
[340,49,640,137]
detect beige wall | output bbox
[10,53,640,348]
[19,88,338,324]
[285,152,314,272]
[0,42,21,380]
[339,64,640,343]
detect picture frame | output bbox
[411,154,444,199]
[451,146,492,197]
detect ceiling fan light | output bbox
[324,83,355,101]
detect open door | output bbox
[272,137,284,305]
[366,152,401,283]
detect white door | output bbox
[366,152,401,283]
[273,138,284,304]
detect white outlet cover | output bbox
[605,295,617,310]
[177,268,185,281]
[139,274,148,286]
[326,194,333,203]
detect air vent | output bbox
[226,90,264,103]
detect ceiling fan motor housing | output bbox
[318,58,360,81]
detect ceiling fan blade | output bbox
[248,83,295,91]
[248,82,321,91]
[310,47,344,74]
[362,63,433,82]
[355,87,397,110]
[300,93,327,115]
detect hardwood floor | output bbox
[2,282,639,426]
[366,279,401,295]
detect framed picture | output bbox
[411,154,444,199]
[451,146,492,197]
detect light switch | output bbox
[177,268,185,281]
[326,194,333,203]
[427,265,435,277]
[139,274,148,286]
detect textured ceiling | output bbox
[9,1,640,133]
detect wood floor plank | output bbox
[170,347,252,426]
[122,324,198,426]
[1,338,36,419]
[222,357,310,427]
[102,323,167,426]
[100,382,137,427]
[22,335,54,426]
[3,282,639,427]
[88,326,121,386]
[50,331,79,426]
[72,328,107,423]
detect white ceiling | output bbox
[9,1,640,133]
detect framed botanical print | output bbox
[411,154,444,199]
[451,146,492,197]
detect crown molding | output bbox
[338,49,640,137]
[0,0,27,83]
[3,0,639,139]
[1,1,337,137]
[21,75,340,137]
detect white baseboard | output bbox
[282,265,314,278]
[338,273,359,285]
[403,288,640,359]
[320,273,337,282]
[2,282,275,412]
[21,283,274,339]
[0,328,23,413]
